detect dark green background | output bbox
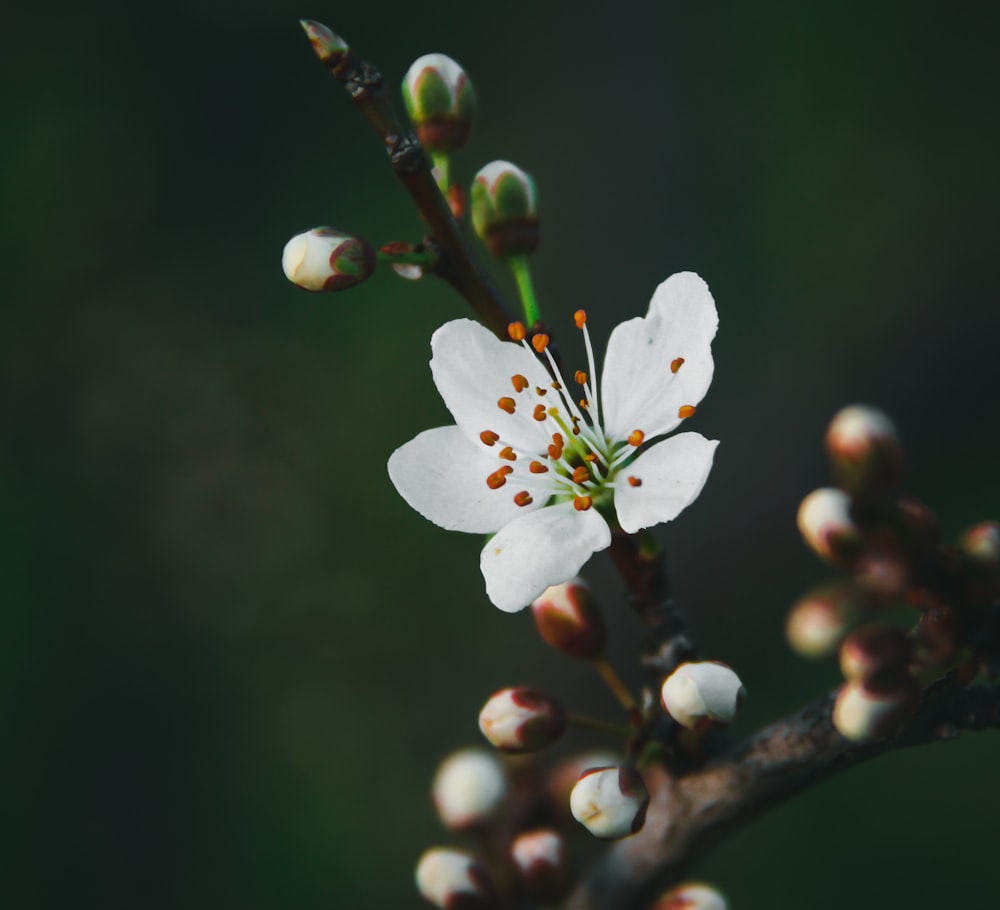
[4,1,999,907]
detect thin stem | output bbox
[592,655,641,724]
[567,713,634,739]
[508,254,541,328]
[376,248,438,267]
[430,151,451,196]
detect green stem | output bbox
[377,248,438,267]
[508,254,541,327]
[430,151,451,196]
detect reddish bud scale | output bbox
[510,830,572,904]
[839,623,912,688]
[531,579,607,660]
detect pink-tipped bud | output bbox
[797,487,863,566]
[960,520,1000,568]
[282,227,375,292]
[786,582,865,658]
[839,623,911,687]
[660,661,746,731]
[569,765,649,839]
[531,578,606,660]
[299,19,349,65]
[825,405,902,497]
[415,848,496,910]
[478,687,567,753]
[510,829,572,903]
[832,678,918,743]
[651,882,729,910]
[431,748,506,831]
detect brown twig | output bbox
[301,21,515,339]
[567,676,1000,910]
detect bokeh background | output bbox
[4,1,1000,907]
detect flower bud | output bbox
[797,487,863,566]
[431,748,506,831]
[547,750,622,823]
[825,405,902,497]
[402,54,476,154]
[569,765,649,839]
[832,678,918,743]
[960,520,1000,568]
[510,829,572,903]
[415,848,496,910]
[281,227,375,292]
[786,582,865,659]
[470,161,539,258]
[853,547,909,600]
[299,19,349,65]
[839,623,911,687]
[478,687,566,753]
[660,661,746,731]
[651,882,729,910]
[531,578,606,660]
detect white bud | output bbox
[786,583,864,659]
[832,679,918,743]
[660,661,746,731]
[510,829,571,902]
[415,848,495,910]
[652,881,729,910]
[797,487,862,566]
[569,765,648,839]
[478,687,566,753]
[431,748,506,831]
[281,226,375,292]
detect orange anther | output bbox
[579,399,589,410]
[572,426,581,435]
[480,430,499,446]
[487,470,508,490]
[574,309,587,329]
[572,466,590,484]
[533,404,547,422]
[678,405,697,419]
[514,491,533,507]
[499,446,517,461]
[552,381,562,391]
[508,322,526,341]
[531,333,550,353]
[627,476,642,487]
[627,429,645,447]
[671,357,685,374]
[548,443,563,460]
[511,374,529,392]
[584,453,598,462]
[551,433,564,447]
[535,387,547,396]
[573,495,593,511]
[498,397,516,414]
[575,370,588,385]
[529,461,549,474]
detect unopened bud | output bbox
[402,54,476,154]
[431,748,506,831]
[786,582,865,658]
[797,487,863,566]
[299,19,349,65]
[651,882,729,910]
[660,661,746,731]
[547,750,622,823]
[569,765,649,839]
[282,227,375,292]
[510,829,572,903]
[470,161,539,258]
[832,678,918,743]
[825,405,902,497]
[531,578,606,660]
[415,848,496,910]
[478,687,566,753]
[960,521,1000,568]
[839,623,911,687]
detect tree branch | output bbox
[567,677,1000,910]
[301,21,515,338]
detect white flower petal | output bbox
[388,426,541,534]
[480,503,611,613]
[601,272,718,441]
[613,432,718,534]
[430,319,554,452]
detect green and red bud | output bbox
[510,829,572,903]
[415,848,496,910]
[299,19,349,66]
[660,661,746,731]
[431,748,506,832]
[825,404,902,498]
[569,765,649,839]
[470,161,539,258]
[960,520,1000,568]
[402,54,477,154]
[478,687,566,753]
[796,487,864,567]
[531,578,607,660]
[282,227,375,292]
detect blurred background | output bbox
[3,1,999,906]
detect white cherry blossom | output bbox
[388,272,719,612]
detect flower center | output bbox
[477,311,647,512]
